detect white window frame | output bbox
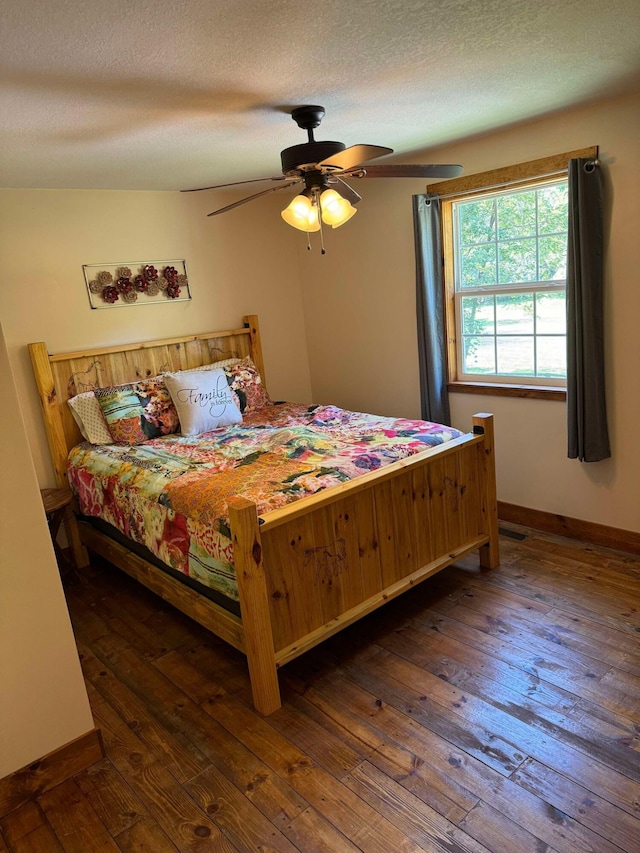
[454,288,567,387]
[450,178,568,388]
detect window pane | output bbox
[496,293,534,334]
[497,336,534,376]
[538,234,567,281]
[536,291,566,334]
[538,184,568,235]
[537,336,566,378]
[463,337,496,374]
[461,295,495,335]
[458,199,496,245]
[460,244,497,288]
[498,238,537,283]
[450,179,568,387]
[497,191,536,240]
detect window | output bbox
[443,178,568,390]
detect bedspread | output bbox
[68,403,463,601]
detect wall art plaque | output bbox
[83,259,191,308]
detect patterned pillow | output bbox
[164,368,242,436]
[68,391,114,444]
[193,357,242,371]
[223,357,272,414]
[95,377,179,445]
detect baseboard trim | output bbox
[0,728,104,817]
[498,501,640,556]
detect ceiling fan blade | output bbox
[183,176,292,193]
[318,144,394,172]
[207,181,300,216]
[333,177,362,206]
[346,164,463,179]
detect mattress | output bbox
[68,402,463,602]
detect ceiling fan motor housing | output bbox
[280,141,346,175]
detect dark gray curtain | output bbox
[413,194,450,425]
[566,158,610,461]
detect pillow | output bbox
[223,357,272,414]
[194,357,242,371]
[68,391,114,444]
[164,368,242,436]
[95,377,179,445]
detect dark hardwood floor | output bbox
[3,523,640,852]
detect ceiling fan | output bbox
[182,105,462,249]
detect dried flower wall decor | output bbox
[83,260,191,308]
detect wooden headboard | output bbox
[29,314,265,488]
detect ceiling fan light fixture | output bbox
[281,193,320,232]
[319,189,357,228]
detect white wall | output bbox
[0,187,311,486]
[297,89,640,533]
[0,322,95,778]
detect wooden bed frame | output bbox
[30,314,499,714]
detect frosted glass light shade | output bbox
[319,189,357,228]
[281,194,320,232]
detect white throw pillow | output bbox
[68,391,113,444]
[164,368,242,436]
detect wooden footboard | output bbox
[29,316,498,716]
[230,413,498,714]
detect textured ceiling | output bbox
[1,0,639,190]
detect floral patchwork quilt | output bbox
[68,403,463,601]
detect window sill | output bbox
[447,381,566,401]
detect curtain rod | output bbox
[427,159,599,202]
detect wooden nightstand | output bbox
[40,488,89,572]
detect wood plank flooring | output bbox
[3,523,640,852]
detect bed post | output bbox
[228,496,281,714]
[473,413,500,569]
[29,342,70,490]
[243,314,266,390]
[29,342,90,568]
